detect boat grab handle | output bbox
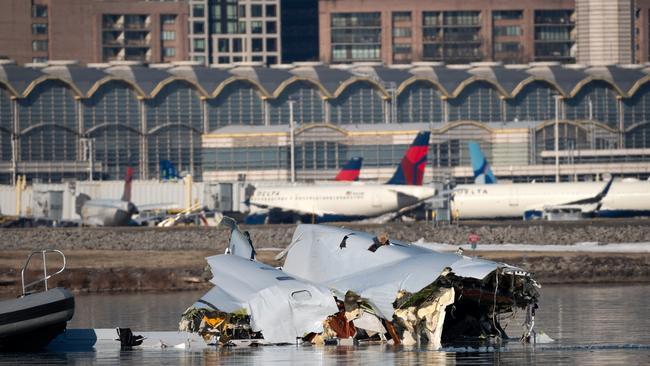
[20,249,66,296]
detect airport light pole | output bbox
[289,99,296,183]
[554,95,561,183]
[80,138,95,182]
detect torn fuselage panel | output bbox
[184,219,540,348]
[281,224,540,346]
[183,255,339,344]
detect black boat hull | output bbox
[0,288,75,351]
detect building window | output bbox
[162,30,175,41]
[32,40,48,52]
[267,56,277,64]
[193,38,205,52]
[533,10,575,61]
[394,44,411,53]
[32,23,47,35]
[193,5,205,18]
[535,26,571,41]
[393,43,412,63]
[422,11,482,62]
[423,12,441,26]
[266,5,277,17]
[193,55,206,63]
[218,56,230,64]
[163,47,176,57]
[161,14,176,25]
[251,21,263,34]
[32,57,48,63]
[266,21,277,34]
[444,11,480,26]
[218,38,229,52]
[331,12,381,62]
[393,27,411,37]
[251,5,263,18]
[494,26,522,37]
[493,10,523,20]
[252,38,263,52]
[32,5,47,18]
[393,12,411,22]
[233,38,243,52]
[266,38,277,52]
[252,55,263,62]
[123,14,148,30]
[193,22,205,34]
[494,42,521,52]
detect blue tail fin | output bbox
[387,131,430,185]
[160,160,179,180]
[468,141,496,184]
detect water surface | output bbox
[2,284,649,365]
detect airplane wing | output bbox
[562,177,614,206]
[523,178,615,218]
[136,203,180,211]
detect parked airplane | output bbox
[468,141,496,184]
[245,132,435,224]
[75,168,138,226]
[334,157,363,182]
[452,144,650,219]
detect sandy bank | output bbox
[1,249,648,295]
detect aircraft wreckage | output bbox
[179,217,540,348]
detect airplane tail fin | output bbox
[121,167,133,202]
[386,131,430,186]
[75,193,91,215]
[469,141,497,184]
[160,160,179,180]
[335,157,363,181]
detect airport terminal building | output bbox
[1,59,650,185]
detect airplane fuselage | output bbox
[248,184,436,223]
[451,180,650,219]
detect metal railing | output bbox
[20,250,66,296]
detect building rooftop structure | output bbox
[2,59,650,184]
[2,60,648,99]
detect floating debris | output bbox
[181,216,541,348]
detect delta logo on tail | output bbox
[468,141,497,184]
[335,157,363,181]
[387,131,430,186]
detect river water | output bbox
[2,284,649,365]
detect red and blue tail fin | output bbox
[121,167,133,202]
[335,157,363,181]
[386,131,430,186]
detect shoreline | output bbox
[1,249,648,295]
[2,221,650,294]
[2,219,650,252]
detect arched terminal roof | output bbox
[0,61,649,100]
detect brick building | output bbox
[318,0,650,65]
[0,0,189,64]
